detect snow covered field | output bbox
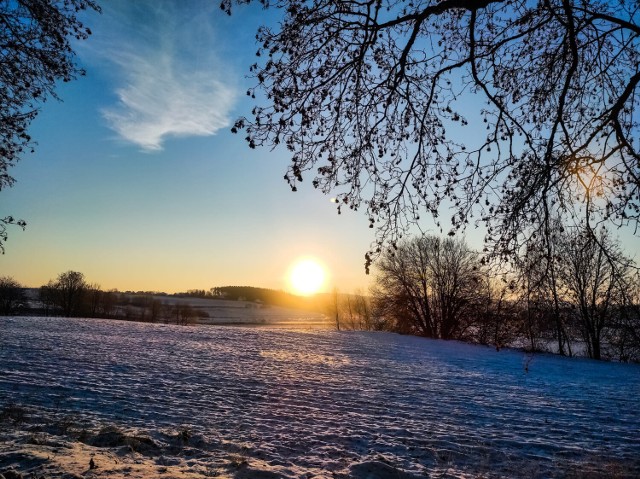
[0,317,639,478]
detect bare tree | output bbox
[610,279,640,362]
[168,303,197,326]
[85,283,103,318]
[474,272,519,350]
[372,235,479,339]
[353,289,373,330]
[0,276,25,315]
[558,228,636,360]
[1,0,100,251]
[39,283,56,316]
[149,298,163,323]
[330,287,341,331]
[515,252,555,353]
[372,236,436,336]
[100,289,118,318]
[429,236,480,339]
[516,237,573,355]
[344,293,356,329]
[47,270,88,317]
[226,0,640,266]
[331,290,375,330]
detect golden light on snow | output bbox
[288,258,327,295]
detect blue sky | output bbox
[1,0,377,293]
[2,0,637,294]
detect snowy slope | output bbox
[0,316,638,478]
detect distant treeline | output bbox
[3,226,639,363]
[0,275,208,325]
[0,274,326,325]
[178,286,324,311]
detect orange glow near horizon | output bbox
[288,258,327,296]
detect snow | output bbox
[0,316,639,478]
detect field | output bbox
[0,317,639,478]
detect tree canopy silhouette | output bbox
[0,0,100,252]
[372,235,480,339]
[225,0,640,269]
[44,270,88,317]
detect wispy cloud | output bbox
[92,1,236,151]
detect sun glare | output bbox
[289,258,327,296]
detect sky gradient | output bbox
[1,0,638,294]
[1,0,378,294]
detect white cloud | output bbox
[94,1,237,151]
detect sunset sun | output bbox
[288,258,327,296]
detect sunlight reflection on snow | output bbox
[0,317,638,478]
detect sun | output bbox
[288,258,327,296]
